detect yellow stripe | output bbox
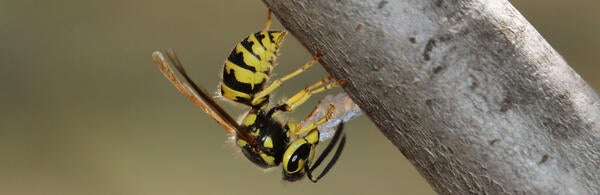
[251,129,260,136]
[305,129,319,144]
[258,31,274,52]
[257,32,279,62]
[260,153,276,165]
[234,44,271,73]
[236,139,248,147]
[248,34,276,70]
[242,113,257,127]
[263,137,273,149]
[224,60,269,87]
[247,34,267,60]
[263,31,285,52]
[220,83,251,101]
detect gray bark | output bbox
[263,0,600,194]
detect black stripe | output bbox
[254,31,275,48]
[254,32,267,48]
[222,68,266,95]
[221,87,248,104]
[227,48,257,73]
[262,31,283,45]
[240,36,262,61]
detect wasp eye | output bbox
[282,141,314,181]
[288,144,312,172]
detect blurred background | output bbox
[1,0,598,194]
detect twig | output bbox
[263,0,600,194]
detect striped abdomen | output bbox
[220,30,286,107]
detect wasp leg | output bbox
[275,76,346,113]
[301,99,322,122]
[277,104,334,138]
[292,104,335,137]
[251,51,324,105]
[263,10,273,33]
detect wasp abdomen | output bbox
[220,31,286,107]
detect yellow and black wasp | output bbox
[152,11,348,182]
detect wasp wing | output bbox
[153,50,255,143]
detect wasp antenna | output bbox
[307,122,347,182]
[311,135,346,182]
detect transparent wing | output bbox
[299,93,362,141]
[152,50,255,144]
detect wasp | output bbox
[152,11,350,182]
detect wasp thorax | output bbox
[236,109,289,168]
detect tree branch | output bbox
[263,0,600,194]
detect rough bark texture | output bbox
[262,0,600,194]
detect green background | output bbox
[1,1,598,194]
